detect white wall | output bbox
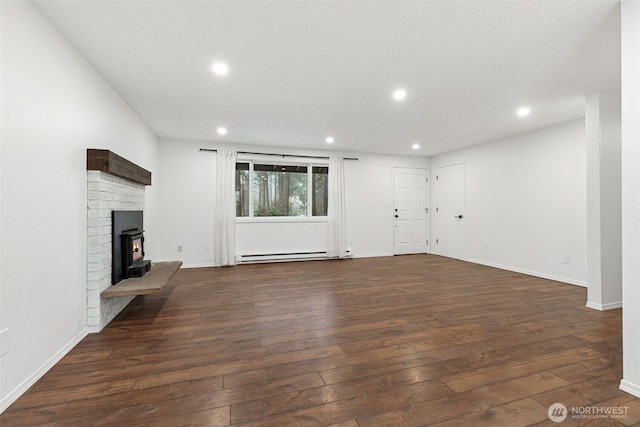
[155,139,216,267]
[236,221,328,259]
[620,0,640,399]
[345,153,429,258]
[155,138,429,266]
[430,119,587,286]
[0,2,158,411]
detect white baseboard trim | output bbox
[620,379,640,398]
[465,258,587,287]
[586,301,623,311]
[0,327,90,414]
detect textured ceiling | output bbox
[34,0,620,156]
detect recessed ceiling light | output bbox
[393,88,407,101]
[326,137,334,144]
[412,143,420,150]
[217,127,227,135]
[212,61,229,76]
[517,107,531,117]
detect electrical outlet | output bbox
[0,328,9,357]
[177,245,183,253]
[563,254,571,264]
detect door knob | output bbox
[455,215,464,219]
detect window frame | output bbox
[235,159,329,223]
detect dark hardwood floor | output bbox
[2,255,638,426]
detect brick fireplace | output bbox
[86,150,151,332]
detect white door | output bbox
[394,167,428,255]
[435,163,465,259]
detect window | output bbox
[235,163,250,217]
[235,162,328,218]
[254,164,308,217]
[311,166,328,216]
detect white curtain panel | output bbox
[327,157,348,258]
[214,149,237,266]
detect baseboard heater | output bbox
[237,251,328,263]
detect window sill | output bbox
[236,217,328,224]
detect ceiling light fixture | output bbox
[412,143,420,150]
[393,88,407,101]
[212,61,229,76]
[326,137,334,144]
[217,127,227,135]
[517,107,531,117]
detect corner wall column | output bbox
[586,92,622,310]
[620,0,640,398]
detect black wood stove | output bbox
[112,210,151,285]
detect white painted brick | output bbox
[87,242,108,255]
[89,225,111,236]
[87,217,111,227]
[87,235,110,247]
[87,171,102,181]
[87,254,109,266]
[87,181,106,192]
[98,265,111,276]
[87,227,106,237]
[87,190,103,201]
[87,296,101,308]
[87,257,109,270]
[87,262,104,273]
[87,267,110,282]
[87,171,146,331]
[87,208,103,218]
[87,281,102,291]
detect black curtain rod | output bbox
[199,148,357,161]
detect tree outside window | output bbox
[235,163,250,217]
[312,166,328,216]
[235,162,328,218]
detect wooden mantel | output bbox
[87,149,152,186]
